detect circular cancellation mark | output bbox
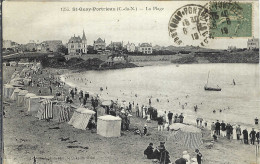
[168,4,211,47]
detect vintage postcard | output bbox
[2,1,259,164]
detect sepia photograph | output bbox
[2,1,260,164]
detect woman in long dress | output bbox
[233,125,237,140]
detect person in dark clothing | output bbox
[157,116,164,131]
[195,149,202,164]
[179,113,184,123]
[144,143,154,159]
[143,125,148,136]
[49,86,52,94]
[168,111,173,125]
[175,158,187,164]
[156,143,171,164]
[256,130,260,144]
[255,117,259,125]
[226,123,233,140]
[174,114,178,123]
[215,120,221,136]
[243,128,249,144]
[220,121,226,137]
[148,107,153,120]
[83,98,87,105]
[250,128,256,145]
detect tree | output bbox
[57,45,68,55]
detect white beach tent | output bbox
[10,88,22,101]
[3,84,15,99]
[24,93,37,108]
[68,108,95,130]
[27,96,41,115]
[97,115,122,137]
[17,90,29,106]
[169,123,203,149]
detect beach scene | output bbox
[2,1,260,164]
[61,63,260,127]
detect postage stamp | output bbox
[209,2,252,38]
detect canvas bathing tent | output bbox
[17,90,28,106]
[24,93,37,108]
[27,96,41,115]
[36,99,54,120]
[10,88,22,101]
[169,123,203,149]
[52,102,73,122]
[68,108,95,130]
[97,115,122,137]
[3,84,15,99]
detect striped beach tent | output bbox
[17,90,28,106]
[36,99,54,120]
[169,123,203,149]
[68,108,95,130]
[10,88,21,101]
[3,84,15,99]
[52,102,73,122]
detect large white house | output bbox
[68,30,88,55]
[125,42,136,52]
[138,43,153,54]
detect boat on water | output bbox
[204,71,221,91]
[204,86,221,91]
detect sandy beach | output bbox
[3,65,259,164]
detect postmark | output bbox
[168,4,211,47]
[209,1,252,38]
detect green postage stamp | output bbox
[209,2,252,38]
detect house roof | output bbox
[95,38,105,43]
[140,43,152,47]
[68,36,82,43]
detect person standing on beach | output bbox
[220,121,226,137]
[250,128,256,145]
[168,111,173,125]
[256,130,260,144]
[140,105,143,118]
[157,116,164,131]
[255,117,259,125]
[144,143,154,159]
[49,86,52,94]
[135,103,139,117]
[236,125,242,140]
[179,113,184,123]
[226,123,233,140]
[174,114,178,123]
[215,120,221,136]
[195,149,202,164]
[196,118,199,127]
[211,122,216,137]
[242,128,249,144]
[232,125,237,140]
[199,118,203,127]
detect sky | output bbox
[3,1,259,49]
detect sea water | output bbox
[61,63,260,128]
